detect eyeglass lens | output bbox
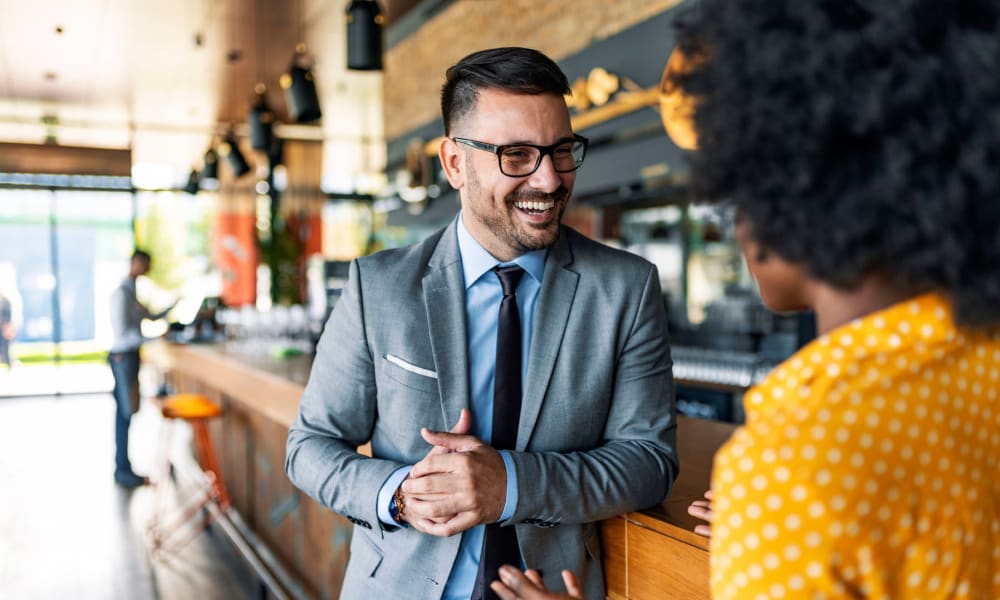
[500,140,586,176]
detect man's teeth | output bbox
[514,201,554,212]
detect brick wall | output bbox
[384,0,684,141]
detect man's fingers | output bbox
[410,511,478,537]
[404,494,465,520]
[423,409,474,457]
[420,428,481,453]
[409,452,466,480]
[450,408,472,434]
[694,524,712,537]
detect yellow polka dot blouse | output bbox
[710,294,1000,599]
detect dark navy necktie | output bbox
[472,265,525,600]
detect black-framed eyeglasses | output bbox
[452,134,589,177]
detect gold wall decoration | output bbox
[659,45,703,151]
[566,67,633,112]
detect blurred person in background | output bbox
[108,249,174,488]
[0,288,14,371]
[493,0,1000,598]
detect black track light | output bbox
[201,146,219,180]
[184,168,200,195]
[346,0,384,71]
[249,83,275,150]
[280,44,322,123]
[219,134,251,178]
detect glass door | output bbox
[0,187,134,397]
[0,189,56,396]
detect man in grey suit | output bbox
[286,47,677,600]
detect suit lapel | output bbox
[422,220,471,429]
[518,229,578,450]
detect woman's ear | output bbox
[735,216,810,312]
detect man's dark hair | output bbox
[441,47,571,136]
[673,0,1000,328]
[131,249,151,263]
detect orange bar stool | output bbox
[148,392,230,560]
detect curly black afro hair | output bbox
[673,0,1000,328]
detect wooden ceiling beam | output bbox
[0,143,131,177]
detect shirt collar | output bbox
[455,212,547,289]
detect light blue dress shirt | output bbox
[375,214,546,599]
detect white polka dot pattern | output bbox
[710,294,1000,599]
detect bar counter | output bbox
[147,341,735,600]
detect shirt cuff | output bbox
[377,465,413,526]
[498,450,518,522]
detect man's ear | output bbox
[439,137,465,190]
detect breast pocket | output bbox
[381,354,439,395]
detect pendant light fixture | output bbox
[219,132,251,177]
[184,168,201,195]
[346,0,384,71]
[249,83,275,150]
[201,145,219,180]
[280,44,322,123]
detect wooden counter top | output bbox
[151,340,736,599]
[146,340,311,427]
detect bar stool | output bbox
[148,392,230,561]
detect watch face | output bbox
[388,495,399,520]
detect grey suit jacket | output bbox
[286,219,677,599]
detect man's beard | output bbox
[463,157,572,256]
[503,187,569,252]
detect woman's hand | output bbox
[687,489,714,537]
[491,565,584,600]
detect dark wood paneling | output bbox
[0,142,131,176]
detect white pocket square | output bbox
[384,354,438,379]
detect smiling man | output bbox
[286,47,677,600]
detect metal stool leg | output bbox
[192,420,230,509]
[147,409,231,562]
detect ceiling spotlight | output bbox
[280,44,322,123]
[219,134,251,178]
[202,146,219,180]
[249,83,275,150]
[346,0,384,71]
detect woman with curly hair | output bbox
[491,1,1000,599]
[675,1,1000,598]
